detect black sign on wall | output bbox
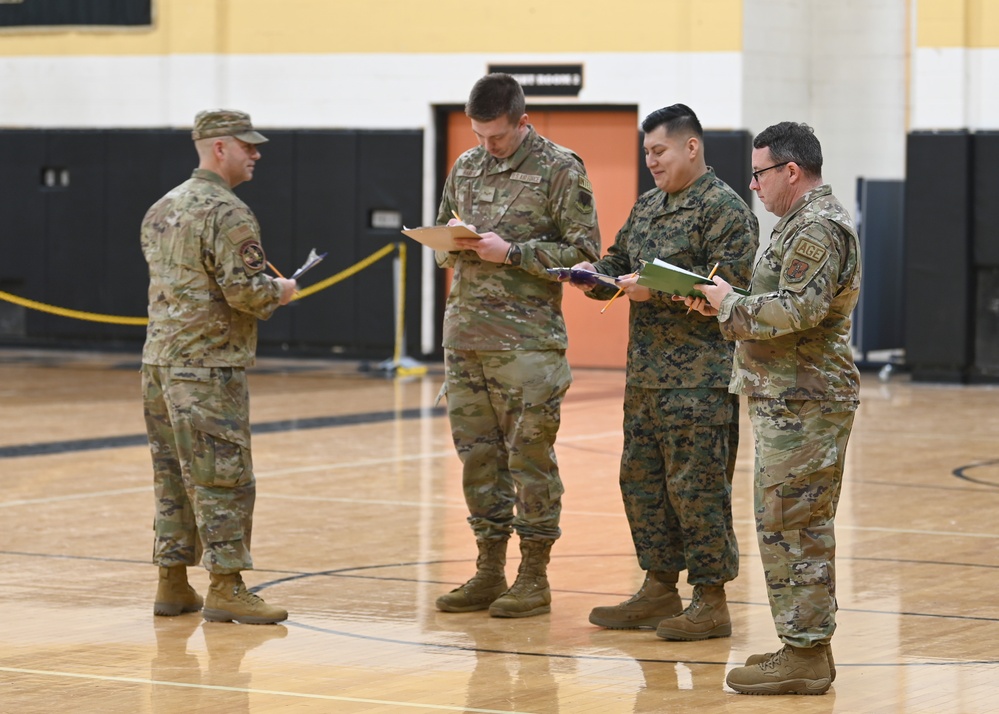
[0,0,152,27]
[488,64,583,97]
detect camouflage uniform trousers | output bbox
[444,348,571,542]
[620,386,740,584]
[749,397,858,648]
[142,364,256,574]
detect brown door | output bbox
[443,108,638,368]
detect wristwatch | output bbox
[505,244,522,266]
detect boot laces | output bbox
[760,646,791,672]
[233,582,265,605]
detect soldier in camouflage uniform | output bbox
[686,122,861,694]
[568,104,758,639]
[433,74,601,618]
[142,109,297,625]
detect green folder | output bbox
[636,258,751,298]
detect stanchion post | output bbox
[377,241,426,376]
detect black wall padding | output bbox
[0,131,46,337]
[40,131,108,340]
[638,130,753,204]
[355,131,424,355]
[854,178,905,355]
[903,131,974,382]
[0,128,424,360]
[972,132,999,268]
[104,131,193,341]
[973,268,999,380]
[284,131,360,350]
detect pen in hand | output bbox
[452,210,462,223]
[688,262,720,315]
[267,261,286,279]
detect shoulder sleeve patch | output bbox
[781,233,831,289]
[239,241,267,272]
[578,175,592,193]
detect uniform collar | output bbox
[773,184,832,232]
[658,167,715,213]
[486,125,537,174]
[191,168,234,192]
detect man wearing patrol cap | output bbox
[142,108,297,625]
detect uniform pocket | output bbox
[182,369,252,490]
[757,434,837,532]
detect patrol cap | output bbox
[191,109,268,144]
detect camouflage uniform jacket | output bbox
[435,126,601,350]
[718,184,862,400]
[141,169,283,368]
[591,169,758,388]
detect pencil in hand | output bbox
[687,262,720,315]
[601,286,625,314]
[600,272,637,314]
[267,261,286,279]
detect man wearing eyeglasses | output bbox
[683,122,861,695]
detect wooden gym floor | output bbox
[1,347,998,713]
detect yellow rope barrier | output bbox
[0,290,149,326]
[0,243,400,326]
[292,242,396,300]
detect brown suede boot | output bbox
[726,643,832,695]
[655,584,731,640]
[203,572,288,625]
[488,539,552,618]
[436,539,508,612]
[746,644,836,682]
[153,566,203,617]
[588,571,683,629]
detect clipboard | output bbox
[401,224,481,252]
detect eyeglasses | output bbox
[751,161,790,183]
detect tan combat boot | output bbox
[436,539,508,612]
[203,572,288,624]
[588,571,683,629]
[153,566,203,617]
[655,584,731,640]
[726,643,832,695]
[488,539,552,618]
[746,644,836,682]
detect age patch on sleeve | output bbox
[794,237,827,262]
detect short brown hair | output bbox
[465,73,526,124]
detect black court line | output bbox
[5,549,996,669]
[953,459,999,488]
[0,406,446,458]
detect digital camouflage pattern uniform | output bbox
[588,169,758,585]
[141,167,284,575]
[716,184,861,647]
[435,125,600,542]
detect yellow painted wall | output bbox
[918,0,999,47]
[0,0,743,56]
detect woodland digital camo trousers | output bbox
[748,397,858,648]
[142,364,256,574]
[619,386,740,584]
[444,348,571,542]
